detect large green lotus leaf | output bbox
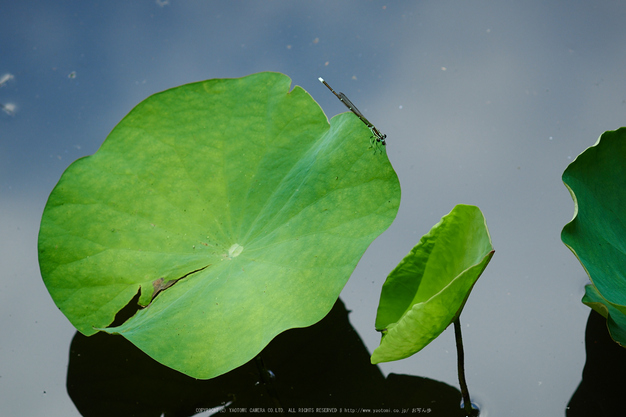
[562,127,626,345]
[38,72,401,378]
[371,204,494,364]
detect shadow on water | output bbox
[67,298,467,416]
[567,309,626,416]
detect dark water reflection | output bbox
[567,310,626,416]
[67,299,465,416]
[67,300,626,417]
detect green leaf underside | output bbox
[38,72,401,378]
[582,284,626,347]
[561,127,626,345]
[371,204,494,364]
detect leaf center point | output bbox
[227,243,244,259]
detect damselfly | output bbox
[318,77,386,150]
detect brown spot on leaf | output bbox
[151,277,176,301]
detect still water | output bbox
[3,1,626,416]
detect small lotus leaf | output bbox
[371,204,494,364]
